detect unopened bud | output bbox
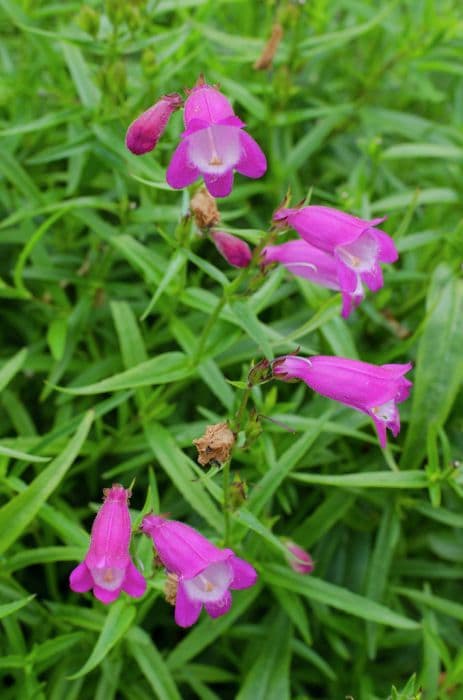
[126,93,183,155]
[212,231,252,268]
[285,540,314,574]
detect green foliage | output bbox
[0,0,462,698]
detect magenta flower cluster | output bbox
[263,206,398,317]
[70,487,257,628]
[126,77,266,198]
[67,76,414,627]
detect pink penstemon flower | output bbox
[141,514,257,627]
[125,93,183,155]
[272,355,412,448]
[284,540,314,574]
[262,240,364,317]
[273,204,398,305]
[166,79,267,197]
[69,484,146,604]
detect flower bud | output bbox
[212,231,252,268]
[285,540,314,574]
[126,93,183,155]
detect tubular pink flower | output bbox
[213,231,252,268]
[125,94,183,155]
[69,485,146,604]
[141,515,257,628]
[273,205,398,298]
[166,80,266,198]
[285,540,314,574]
[272,355,412,448]
[262,241,364,317]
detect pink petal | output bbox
[184,85,235,126]
[219,115,246,128]
[361,264,384,292]
[175,581,202,628]
[375,230,398,263]
[122,561,147,598]
[335,258,360,293]
[205,590,232,618]
[372,418,388,448]
[166,141,200,190]
[236,131,267,179]
[204,171,234,198]
[229,555,258,589]
[69,562,93,593]
[93,585,122,604]
[340,288,363,319]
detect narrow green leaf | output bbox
[0,347,28,392]
[230,300,273,360]
[68,601,135,679]
[57,352,193,394]
[61,42,101,108]
[365,503,401,657]
[291,470,428,489]
[0,595,35,620]
[264,565,419,629]
[0,411,93,556]
[141,250,186,320]
[248,415,330,516]
[395,586,463,623]
[237,611,291,700]
[0,445,49,463]
[127,627,181,700]
[402,264,463,468]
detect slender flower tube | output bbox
[142,515,257,627]
[213,231,252,268]
[69,485,146,604]
[125,93,183,155]
[273,355,412,448]
[262,240,364,317]
[273,205,398,298]
[166,82,267,197]
[285,540,314,574]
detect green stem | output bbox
[222,458,231,545]
[192,295,227,364]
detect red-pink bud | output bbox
[125,93,183,155]
[212,231,252,268]
[285,540,314,574]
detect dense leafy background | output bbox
[1,0,463,698]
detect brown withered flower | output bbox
[254,23,283,70]
[193,422,235,466]
[164,572,179,606]
[190,186,221,229]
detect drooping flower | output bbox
[284,540,314,574]
[273,205,398,299]
[262,240,364,317]
[272,355,412,448]
[212,231,252,268]
[125,94,183,155]
[69,485,146,604]
[166,81,267,197]
[141,515,257,628]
